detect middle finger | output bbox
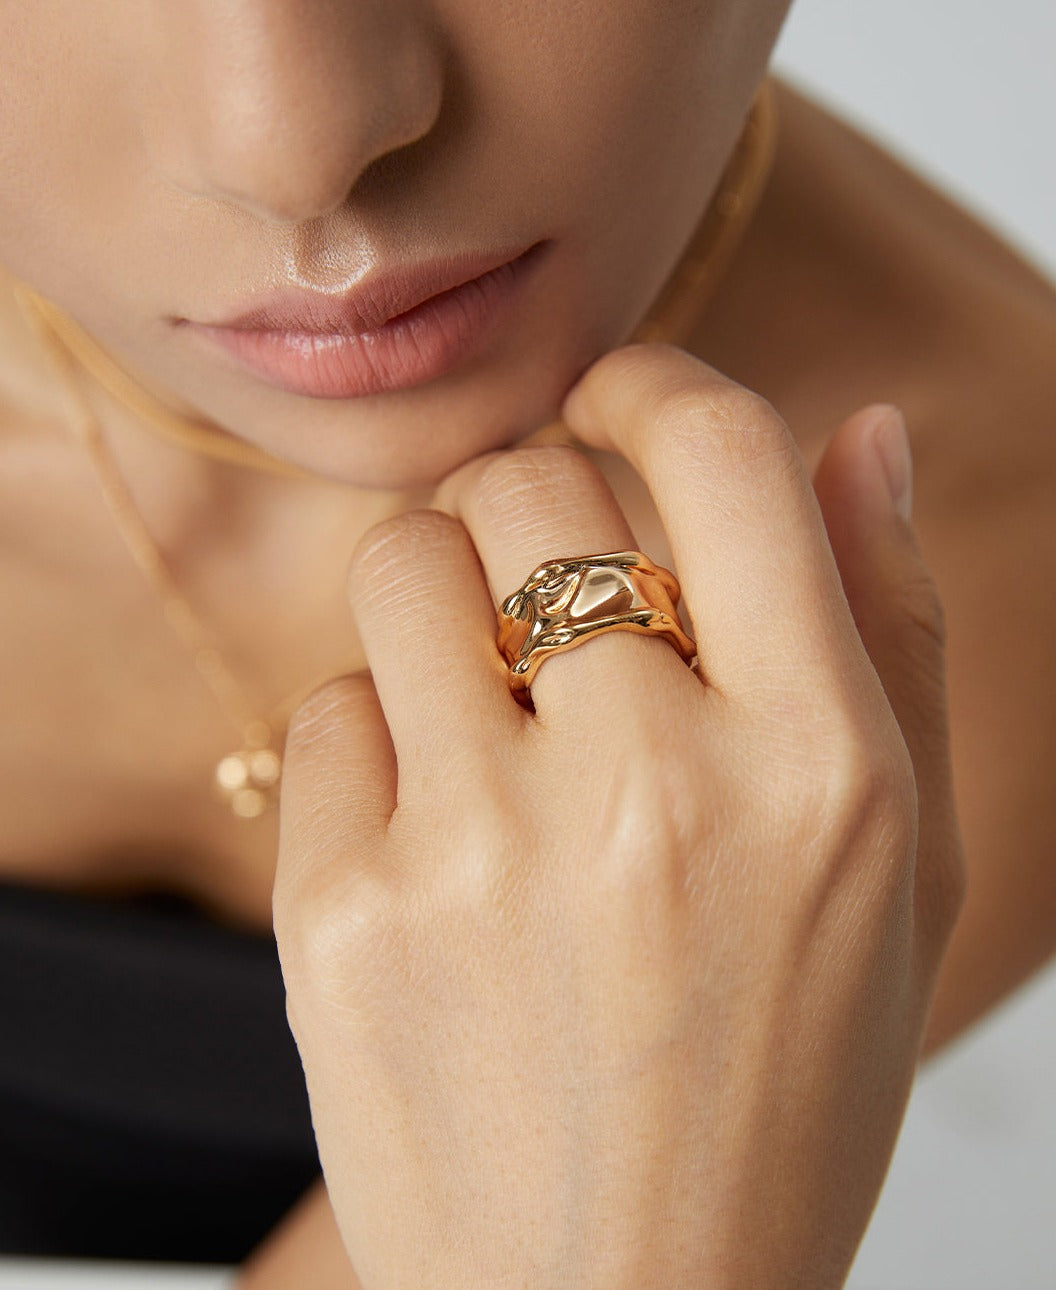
[434,444,701,719]
[561,344,871,702]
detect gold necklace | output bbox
[11,78,777,819]
[12,316,320,818]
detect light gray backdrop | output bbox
[776,0,1056,276]
[1,2,1053,1287]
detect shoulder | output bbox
[691,76,1056,602]
[692,76,1056,457]
[912,359,1056,1040]
[760,83,1056,1023]
[753,80,1056,744]
[764,77,1056,311]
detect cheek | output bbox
[457,1,732,189]
[0,13,143,296]
[443,2,755,352]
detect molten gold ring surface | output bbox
[496,550,697,705]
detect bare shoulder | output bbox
[806,79,1056,1035]
[910,296,1056,1042]
[702,76,1056,551]
[695,76,1056,436]
[686,78,1056,1039]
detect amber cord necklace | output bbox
[12,79,777,820]
[10,336,333,821]
[12,317,322,818]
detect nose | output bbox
[142,1,444,224]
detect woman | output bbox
[0,1,1053,1285]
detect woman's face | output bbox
[0,1,791,488]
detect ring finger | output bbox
[434,443,701,721]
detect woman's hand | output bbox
[273,345,965,1290]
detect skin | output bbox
[0,0,1054,1283]
[276,372,963,1288]
[0,0,789,488]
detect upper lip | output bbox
[191,242,543,336]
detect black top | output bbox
[0,880,320,1263]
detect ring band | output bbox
[496,550,697,704]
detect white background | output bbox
[775,0,1056,277]
[3,1,1054,1286]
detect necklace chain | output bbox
[20,326,310,815]
[11,79,777,819]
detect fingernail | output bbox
[873,406,913,522]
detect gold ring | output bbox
[496,550,697,705]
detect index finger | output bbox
[560,344,865,700]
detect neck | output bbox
[87,372,432,575]
[7,305,428,704]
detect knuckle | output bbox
[286,672,373,749]
[847,738,917,849]
[578,340,685,393]
[773,698,919,872]
[834,711,916,827]
[275,857,401,1017]
[587,340,718,396]
[649,379,792,473]
[577,755,702,906]
[575,343,796,477]
[471,444,603,526]
[899,563,948,653]
[347,507,465,602]
[918,831,967,948]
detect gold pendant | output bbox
[214,744,283,819]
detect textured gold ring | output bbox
[496,550,697,705]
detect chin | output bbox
[246,408,558,493]
[235,351,587,492]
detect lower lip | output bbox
[183,244,547,400]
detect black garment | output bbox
[0,880,320,1263]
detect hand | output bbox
[273,345,965,1290]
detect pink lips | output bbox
[180,242,549,399]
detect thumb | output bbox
[813,405,964,948]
